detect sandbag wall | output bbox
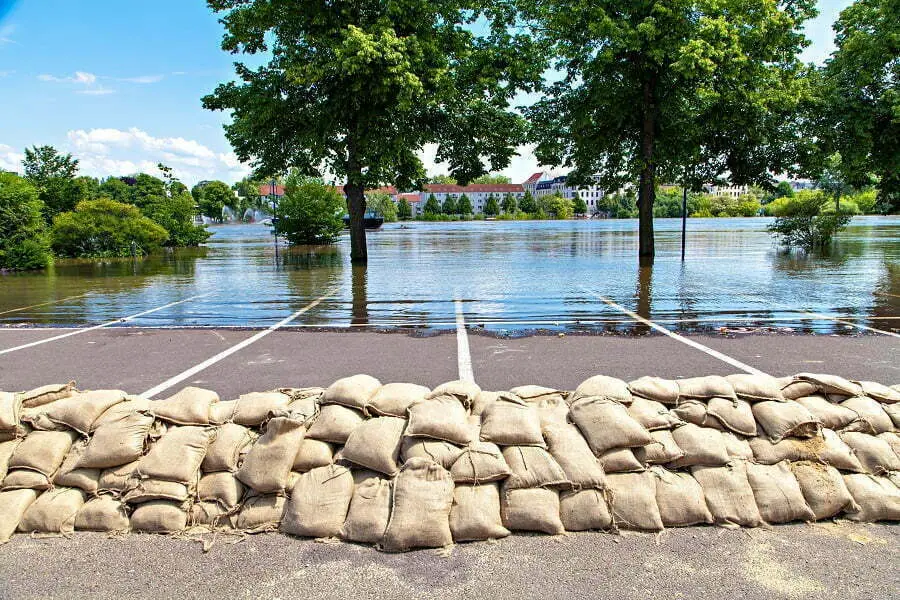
[0,373,899,551]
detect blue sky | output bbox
[0,0,853,186]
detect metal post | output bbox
[681,184,687,262]
[270,179,279,261]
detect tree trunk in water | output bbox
[345,182,367,264]
[638,77,657,262]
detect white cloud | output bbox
[77,87,115,96]
[38,71,163,96]
[0,144,24,173]
[39,71,98,84]
[117,75,164,84]
[0,24,16,45]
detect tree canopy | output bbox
[471,174,511,185]
[0,172,52,270]
[23,145,79,190]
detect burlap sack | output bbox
[500,486,565,534]
[202,423,256,473]
[634,429,684,465]
[749,431,863,472]
[321,374,381,411]
[543,423,606,489]
[470,391,499,417]
[791,461,858,520]
[400,437,463,471]
[628,376,679,405]
[724,373,784,402]
[796,373,863,397]
[842,474,900,521]
[237,415,307,493]
[626,397,680,431]
[98,460,140,494]
[450,483,509,542]
[34,389,126,435]
[284,395,321,422]
[123,478,194,504]
[571,375,632,404]
[75,495,130,531]
[840,396,893,434]
[0,489,37,542]
[234,494,285,533]
[8,430,78,478]
[779,377,820,400]
[341,473,392,543]
[380,458,455,551]
[677,376,736,402]
[746,461,815,524]
[54,441,99,493]
[857,381,900,404]
[198,472,245,509]
[720,432,754,460]
[77,410,155,469]
[671,400,720,429]
[569,396,653,455]
[451,442,511,483]
[406,395,474,445]
[651,467,713,527]
[92,396,152,429]
[282,464,354,538]
[366,383,429,417]
[795,395,859,430]
[598,448,645,473]
[502,446,568,490]
[706,398,757,436]
[606,471,664,531]
[0,439,20,481]
[752,400,821,442]
[559,488,612,531]
[209,400,237,425]
[428,380,481,409]
[840,432,900,474]
[669,424,729,467]
[231,391,291,426]
[152,387,218,425]
[341,416,406,475]
[292,439,334,472]
[138,426,215,484]
[130,501,187,533]
[18,382,76,408]
[479,394,545,447]
[885,403,900,429]
[190,501,233,528]
[691,462,763,527]
[509,386,569,426]
[306,404,365,443]
[878,432,900,458]
[1,470,52,490]
[18,486,85,534]
[0,392,22,435]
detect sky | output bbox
[0,0,853,187]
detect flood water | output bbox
[1,217,898,335]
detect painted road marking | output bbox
[582,289,768,376]
[0,293,214,356]
[140,287,338,399]
[0,293,92,316]
[455,300,475,383]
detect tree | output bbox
[143,192,212,247]
[501,193,517,214]
[519,190,537,214]
[40,175,99,220]
[52,199,169,258]
[0,173,52,270]
[22,145,79,190]
[275,174,345,245]
[98,177,132,204]
[192,180,233,221]
[572,196,588,216]
[366,191,398,223]
[816,154,855,212]
[428,175,458,185]
[130,174,167,210]
[202,0,541,263]
[457,193,472,215]
[521,0,818,261]
[483,194,500,216]
[471,174,511,185]
[546,194,573,219]
[397,198,413,220]
[443,195,458,216]
[423,193,441,216]
[775,181,795,199]
[767,190,852,250]
[816,0,898,212]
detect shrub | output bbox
[0,173,53,270]
[52,198,169,257]
[366,191,398,222]
[766,190,852,250]
[275,174,345,244]
[144,192,212,247]
[397,198,412,219]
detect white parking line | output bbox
[455,300,475,383]
[140,287,338,399]
[582,289,768,376]
[0,293,92,316]
[0,292,214,356]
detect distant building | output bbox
[706,184,750,198]
[534,174,607,213]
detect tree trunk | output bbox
[345,182,367,263]
[637,77,657,261]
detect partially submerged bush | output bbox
[767,190,852,251]
[275,175,345,245]
[52,198,169,258]
[0,172,52,270]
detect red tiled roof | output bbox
[397,193,421,203]
[523,172,544,185]
[424,184,524,193]
[258,184,286,196]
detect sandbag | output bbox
[752,400,821,442]
[746,461,815,524]
[720,432,754,461]
[18,486,85,534]
[840,396,894,434]
[627,376,679,405]
[706,398,757,436]
[0,489,38,542]
[791,461,858,520]
[691,462,763,527]
[634,429,684,465]
[559,489,612,531]
[513,388,569,428]
[479,394,545,447]
[780,377,820,400]
[878,432,900,459]
[500,486,565,534]
[321,374,381,411]
[151,387,218,425]
[677,376,736,402]
[571,375,632,404]
[198,472,245,509]
[208,400,237,425]
[598,448,645,473]
[795,395,859,430]
[123,478,193,504]
[341,473,392,543]
[502,446,568,490]
[306,404,365,443]
[284,393,322,421]
[451,442,511,483]
[341,416,406,475]
[75,495,130,531]
[606,471,664,531]
[671,400,720,429]
[190,501,233,528]
[569,396,652,455]
[237,415,307,493]
[470,391,499,417]
[840,431,900,474]
[857,381,900,404]
[627,397,680,431]
[234,494,285,533]
[406,395,474,445]
[885,403,900,429]
[0,439,20,481]
[652,467,713,527]
[130,501,187,533]
[34,389,126,435]
[19,382,76,408]
[1,470,52,491]
[842,474,900,521]
[380,458,455,551]
[366,383,429,417]
[400,437,462,471]
[229,391,290,426]
[137,426,214,484]
[202,423,256,473]
[77,410,155,469]
[0,392,23,435]
[92,396,152,429]
[54,441,99,493]
[724,373,783,402]
[749,431,864,472]
[282,464,354,538]
[428,380,481,409]
[543,423,606,489]
[7,429,78,479]
[796,373,863,397]
[98,460,140,494]
[450,483,509,542]
[670,424,729,467]
[292,439,334,472]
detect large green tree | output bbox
[0,173,52,270]
[203,0,540,262]
[471,174,511,185]
[192,180,234,221]
[22,145,79,190]
[521,0,817,261]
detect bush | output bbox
[397,198,412,219]
[366,191,398,222]
[766,190,852,250]
[275,174,345,244]
[52,198,169,257]
[0,173,52,270]
[144,192,212,247]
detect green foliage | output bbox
[572,196,588,216]
[143,192,212,247]
[52,199,169,258]
[397,198,413,220]
[39,175,100,221]
[767,190,853,250]
[471,174,512,185]
[366,192,398,222]
[519,190,537,214]
[192,180,233,221]
[442,195,458,215]
[501,193,517,214]
[0,173,52,270]
[853,189,878,214]
[457,194,472,215]
[691,194,761,217]
[423,193,441,216]
[483,194,500,216]
[98,178,132,203]
[545,194,573,219]
[428,175,458,185]
[130,174,167,210]
[275,174,345,245]
[775,181,795,199]
[23,145,79,190]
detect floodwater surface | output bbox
[1,217,898,335]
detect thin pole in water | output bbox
[681,184,687,261]
[271,179,279,261]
